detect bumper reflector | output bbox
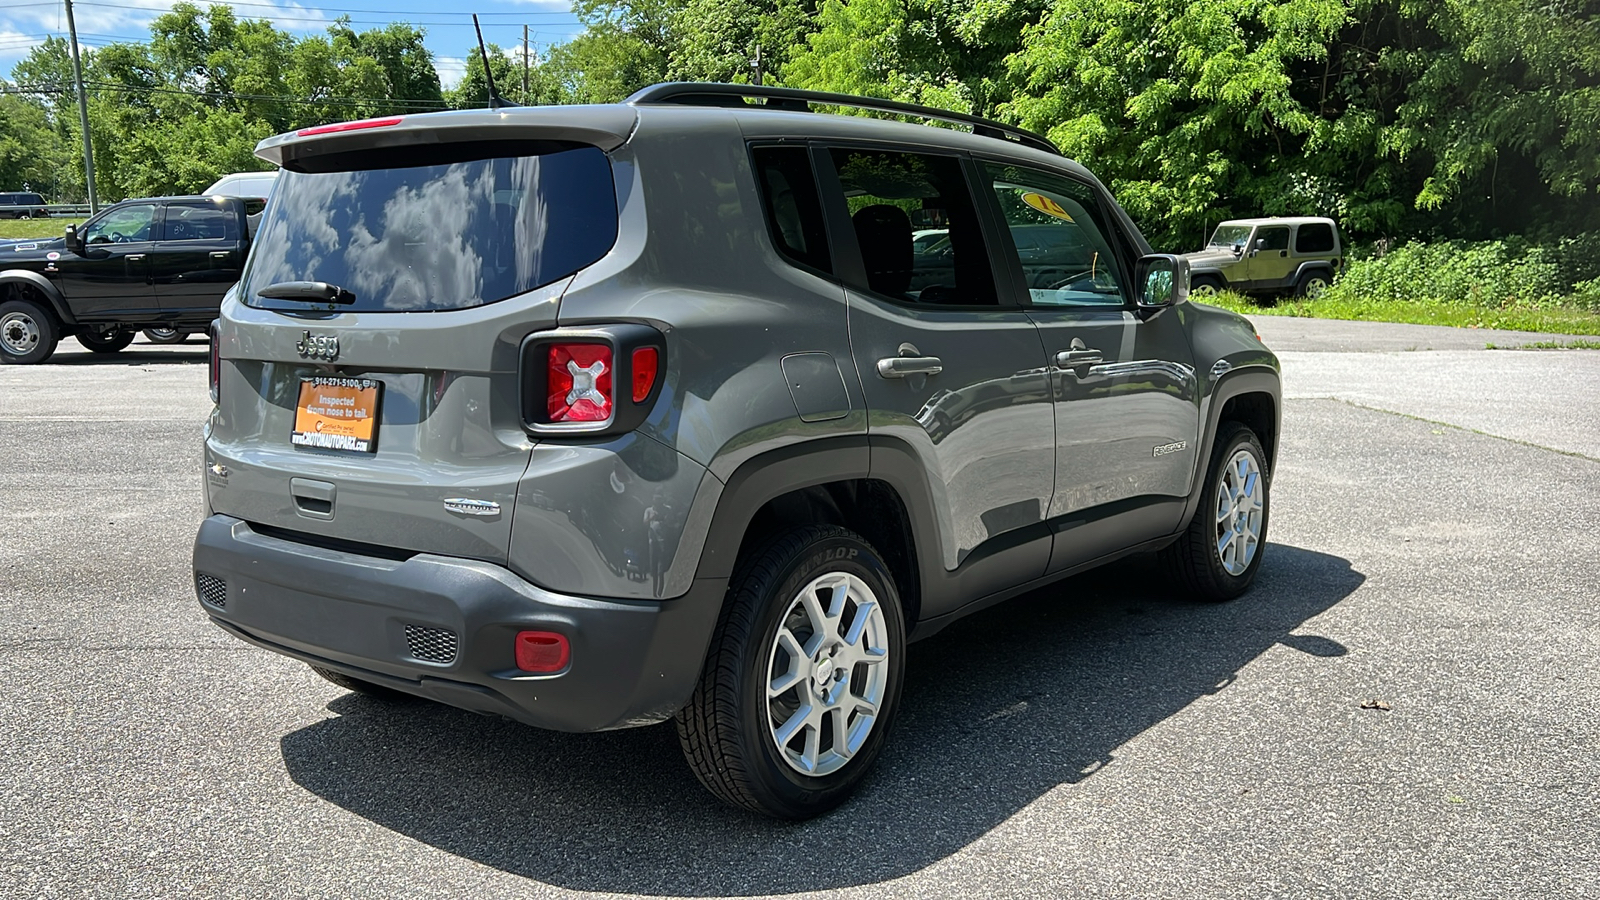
[515,631,571,673]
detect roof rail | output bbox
[625,82,1060,156]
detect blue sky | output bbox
[0,0,585,89]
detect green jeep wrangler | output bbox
[1184,217,1342,300]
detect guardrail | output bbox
[47,204,93,217]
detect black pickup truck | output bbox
[0,195,253,364]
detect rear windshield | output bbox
[242,146,617,312]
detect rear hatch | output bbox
[205,113,628,564]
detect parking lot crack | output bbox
[1298,397,1600,464]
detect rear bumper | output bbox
[192,515,726,732]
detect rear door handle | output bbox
[210,251,230,259]
[1054,349,1103,367]
[876,356,943,378]
[126,254,146,261]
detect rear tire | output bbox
[77,325,135,354]
[142,327,189,344]
[1163,423,1270,601]
[1296,270,1331,299]
[676,525,907,819]
[1190,275,1225,298]
[308,665,412,701]
[0,298,59,364]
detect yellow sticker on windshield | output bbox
[1021,192,1074,222]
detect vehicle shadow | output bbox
[280,543,1362,896]
[49,346,207,366]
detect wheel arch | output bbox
[0,270,75,326]
[690,435,936,631]
[1179,368,1281,530]
[1292,261,1335,284]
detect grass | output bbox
[0,218,84,240]
[1200,291,1600,336]
[1484,339,1600,350]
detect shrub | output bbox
[1324,237,1594,309]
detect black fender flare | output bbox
[0,269,75,326]
[1178,367,1281,531]
[1290,261,1335,286]
[688,433,947,619]
[1189,267,1228,284]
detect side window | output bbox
[1295,222,1335,253]
[1257,226,1290,251]
[828,148,997,306]
[161,203,239,243]
[82,204,156,245]
[751,146,831,274]
[981,162,1125,307]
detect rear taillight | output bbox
[515,631,570,673]
[208,322,220,403]
[519,325,665,435]
[631,347,659,403]
[547,342,613,422]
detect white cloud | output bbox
[435,57,467,91]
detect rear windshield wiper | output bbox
[256,281,357,304]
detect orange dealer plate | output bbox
[292,376,383,454]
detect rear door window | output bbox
[826,148,997,306]
[242,146,617,312]
[161,202,239,243]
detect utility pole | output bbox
[62,0,97,212]
[523,25,530,103]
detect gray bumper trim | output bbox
[193,515,726,732]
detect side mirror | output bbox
[1136,254,1189,308]
[64,224,82,253]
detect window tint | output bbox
[1257,226,1290,251]
[83,204,156,244]
[982,163,1125,307]
[751,146,831,274]
[1295,222,1335,253]
[243,146,617,313]
[162,203,239,242]
[828,148,996,306]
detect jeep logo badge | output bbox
[296,331,339,361]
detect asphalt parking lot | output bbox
[2,323,1597,898]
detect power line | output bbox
[74,0,577,14]
[7,79,456,109]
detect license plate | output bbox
[292,376,382,453]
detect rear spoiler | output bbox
[255,105,639,170]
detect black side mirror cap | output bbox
[1135,254,1189,308]
[63,224,81,252]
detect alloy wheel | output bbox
[1214,448,1264,576]
[765,571,890,777]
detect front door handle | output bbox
[210,251,230,259]
[877,356,943,378]
[1055,348,1103,367]
[126,254,146,261]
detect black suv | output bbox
[0,192,49,219]
[0,195,252,363]
[192,84,1280,819]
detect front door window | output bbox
[82,205,156,245]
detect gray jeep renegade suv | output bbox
[193,83,1280,819]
